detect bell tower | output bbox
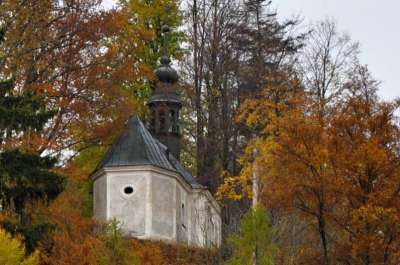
[147,26,182,160]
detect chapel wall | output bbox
[176,184,189,244]
[93,167,221,249]
[107,171,149,237]
[150,172,177,241]
[188,192,221,248]
[93,174,108,221]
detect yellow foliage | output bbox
[216,176,244,201]
[0,229,39,265]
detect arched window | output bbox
[159,109,166,132]
[150,109,156,131]
[169,110,175,133]
[170,109,179,133]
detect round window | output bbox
[123,186,134,195]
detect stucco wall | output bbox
[93,174,107,220]
[151,173,175,240]
[93,166,221,248]
[108,171,148,237]
[189,191,221,248]
[176,185,188,244]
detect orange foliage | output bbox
[131,239,219,265]
[0,0,152,157]
[38,180,106,265]
[224,66,400,264]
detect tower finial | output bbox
[161,25,171,65]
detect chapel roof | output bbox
[94,116,203,189]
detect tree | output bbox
[182,2,304,259]
[0,22,65,252]
[327,65,400,264]
[0,3,156,253]
[0,228,39,265]
[116,0,184,114]
[182,0,304,191]
[226,204,275,265]
[231,63,400,264]
[0,0,150,162]
[100,220,139,265]
[119,0,183,68]
[218,19,365,264]
[298,18,359,114]
[38,178,107,265]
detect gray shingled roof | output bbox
[95,116,203,189]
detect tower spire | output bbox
[159,25,173,69]
[147,25,182,160]
[161,25,170,59]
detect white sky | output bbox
[103,0,399,101]
[274,0,399,101]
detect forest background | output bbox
[0,0,399,264]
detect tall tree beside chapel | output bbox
[182,0,303,191]
[0,23,65,251]
[231,63,400,264]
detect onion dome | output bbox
[154,56,179,83]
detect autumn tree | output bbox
[119,0,183,68]
[0,2,154,253]
[115,0,183,111]
[181,2,305,260]
[216,18,366,264]
[0,0,150,164]
[38,176,106,265]
[0,21,65,252]
[327,65,400,264]
[230,63,400,264]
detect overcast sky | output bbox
[274,0,399,101]
[103,0,399,101]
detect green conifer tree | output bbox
[99,220,139,265]
[226,205,275,265]
[0,24,65,252]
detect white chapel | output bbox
[91,28,221,248]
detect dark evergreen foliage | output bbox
[0,25,65,251]
[0,150,65,214]
[0,79,55,140]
